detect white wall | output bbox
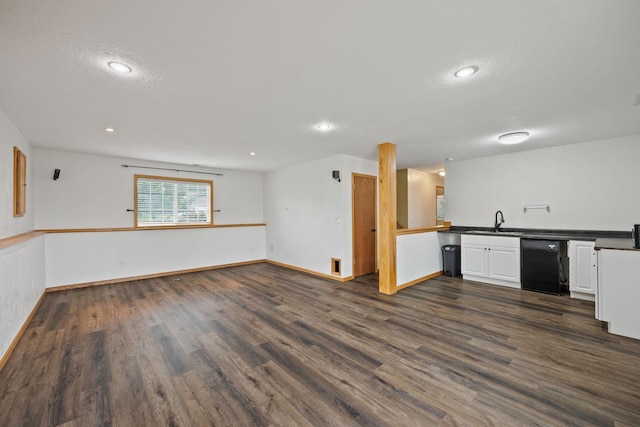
[45,227,265,287]
[446,133,640,231]
[0,237,46,359]
[407,169,444,228]
[0,112,34,239]
[33,149,266,287]
[396,232,442,286]
[264,154,378,278]
[34,149,264,229]
[0,109,46,361]
[397,169,444,228]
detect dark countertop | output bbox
[441,226,631,242]
[595,237,640,251]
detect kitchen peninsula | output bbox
[595,238,640,340]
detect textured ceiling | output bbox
[1,1,639,172]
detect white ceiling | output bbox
[1,1,639,173]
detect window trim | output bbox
[134,174,214,229]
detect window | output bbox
[14,147,26,217]
[134,175,213,228]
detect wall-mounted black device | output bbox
[332,170,341,182]
[53,169,61,180]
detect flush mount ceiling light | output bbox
[316,123,333,131]
[498,131,530,145]
[454,65,479,78]
[104,127,115,133]
[250,152,256,156]
[107,61,132,73]
[438,171,446,176]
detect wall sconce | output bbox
[332,170,341,183]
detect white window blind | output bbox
[135,176,212,227]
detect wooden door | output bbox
[353,174,376,277]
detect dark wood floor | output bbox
[1,263,640,426]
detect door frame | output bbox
[351,173,378,277]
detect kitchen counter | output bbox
[442,226,630,242]
[594,237,640,251]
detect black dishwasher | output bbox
[521,239,566,295]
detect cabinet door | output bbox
[569,241,596,295]
[462,244,487,277]
[488,246,520,282]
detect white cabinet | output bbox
[489,246,520,282]
[461,235,520,288]
[568,240,597,301]
[461,244,487,276]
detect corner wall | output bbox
[34,149,266,288]
[0,110,45,362]
[0,113,34,239]
[397,169,444,229]
[446,133,640,231]
[406,169,444,228]
[264,155,378,279]
[34,149,264,229]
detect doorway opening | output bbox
[436,185,445,226]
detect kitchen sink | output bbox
[466,230,523,236]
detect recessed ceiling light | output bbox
[498,131,530,145]
[107,61,132,73]
[104,127,115,133]
[446,157,454,162]
[250,152,256,156]
[454,65,479,78]
[316,123,333,131]
[438,171,446,176]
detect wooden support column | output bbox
[378,142,397,295]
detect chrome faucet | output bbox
[495,210,505,232]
